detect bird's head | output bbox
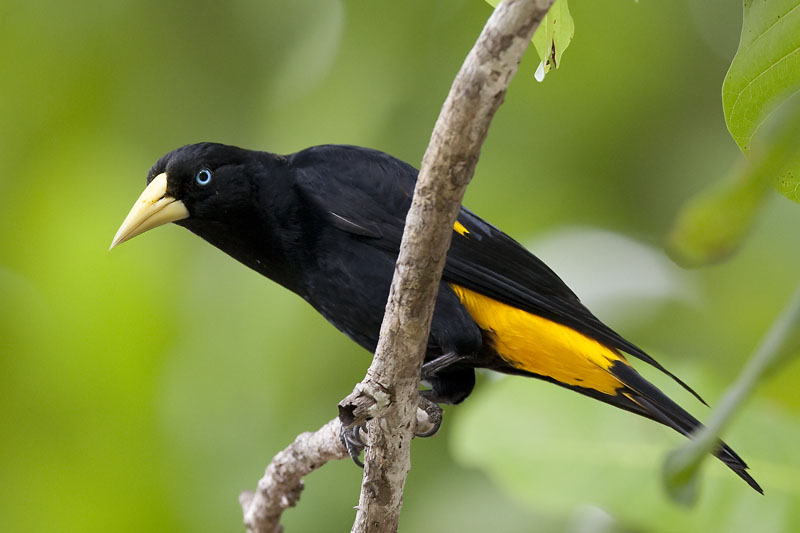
[110,142,265,250]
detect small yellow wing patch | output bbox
[453,221,470,236]
[449,284,628,395]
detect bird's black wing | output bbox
[291,145,702,403]
[290,145,413,246]
[445,208,705,404]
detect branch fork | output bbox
[240,1,555,531]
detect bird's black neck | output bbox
[177,153,306,295]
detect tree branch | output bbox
[239,1,554,531]
[239,408,437,533]
[341,1,556,531]
[240,418,350,533]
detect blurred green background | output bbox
[2,1,798,531]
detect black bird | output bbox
[111,142,761,492]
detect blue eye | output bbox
[195,168,212,186]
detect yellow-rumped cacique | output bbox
[111,142,761,493]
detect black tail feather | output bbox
[609,362,762,494]
[618,342,709,407]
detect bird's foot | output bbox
[339,424,366,467]
[339,396,444,467]
[415,395,443,438]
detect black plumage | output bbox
[112,142,761,493]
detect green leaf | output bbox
[723,0,800,201]
[665,157,771,268]
[723,0,800,152]
[765,92,800,202]
[667,91,800,266]
[532,0,574,81]
[485,0,574,81]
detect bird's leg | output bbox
[339,353,470,467]
[421,351,466,379]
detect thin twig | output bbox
[240,418,350,533]
[664,283,800,502]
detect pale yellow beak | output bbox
[109,173,189,250]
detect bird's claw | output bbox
[339,424,366,467]
[416,395,443,438]
[339,397,444,467]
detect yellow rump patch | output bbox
[453,221,470,236]
[449,284,629,395]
